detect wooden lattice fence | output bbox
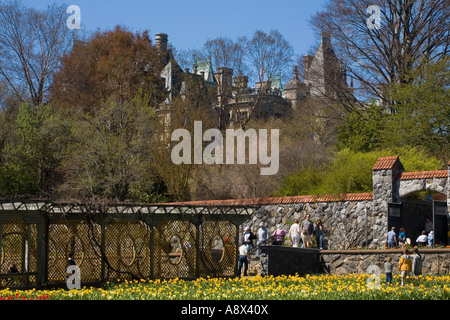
[0,201,254,289]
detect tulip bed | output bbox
[1,274,449,300]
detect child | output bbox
[427,231,434,247]
[398,227,406,248]
[384,257,393,285]
[412,247,423,280]
[301,229,312,248]
[398,248,412,286]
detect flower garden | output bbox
[1,273,449,300]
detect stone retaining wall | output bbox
[320,249,450,276]
[258,247,450,277]
[244,198,381,250]
[241,157,449,250]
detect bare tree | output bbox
[310,0,449,105]
[246,29,294,84]
[0,0,73,106]
[204,36,249,77]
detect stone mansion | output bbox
[155,32,354,128]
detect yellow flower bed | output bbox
[1,274,449,300]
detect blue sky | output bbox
[23,0,327,56]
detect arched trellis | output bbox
[0,201,256,289]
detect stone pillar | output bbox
[371,156,404,246]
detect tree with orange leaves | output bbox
[50,25,166,112]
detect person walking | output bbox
[427,231,434,248]
[243,227,256,263]
[314,219,324,249]
[238,241,248,277]
[411,247,423,280]
[256,222,268,258]
[301,214,314,248]
[301,229,312,248]
[386,227,397,248]
[398,248,412,286]
[288,219,301,247]
[398,227,406,248]
[424,217,433,234]
[243,227,256,251]
[272,224,287,246]
[384,257,393,285]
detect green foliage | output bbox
[337,57,449,162]
[385,57,449,160]
[0,103,66,196]
[58,94,161,202]
[0,94,169,202]
[273,163,327,196]
[336,101,386,152]
[274,147,443,197]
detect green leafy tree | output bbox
[0,103,69,196]
[337,57,449,162]
[384,57,449,161]
[58,95,161,202]
[336,101,386,152]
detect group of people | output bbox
[386,218,435,249]
[384,247,423,286]
[238,214,324,276]
[270,214,324,249]
[284,214,324,249]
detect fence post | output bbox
[100,217,106,283]
[195,220,200,278]
[150,223,154,279]
[234,222,240,276]
[36,210,49,287]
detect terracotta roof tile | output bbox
[398,170,448,180]
[159,192,374,207]
[372,156,399,170]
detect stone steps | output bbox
[247,253,261,276]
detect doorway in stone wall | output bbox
[388,191,448,246]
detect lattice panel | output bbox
[103,221,151,281]
[198,220,237,277]
[0,218,37,287]
[47,221,102,284]
[0,202,247,288]
[154,220,197,279]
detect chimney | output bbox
[303,55,313,78]
[215,67,233,98]
[321,31,331,50]
[234,75,248,89]
[155,33,168,52]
